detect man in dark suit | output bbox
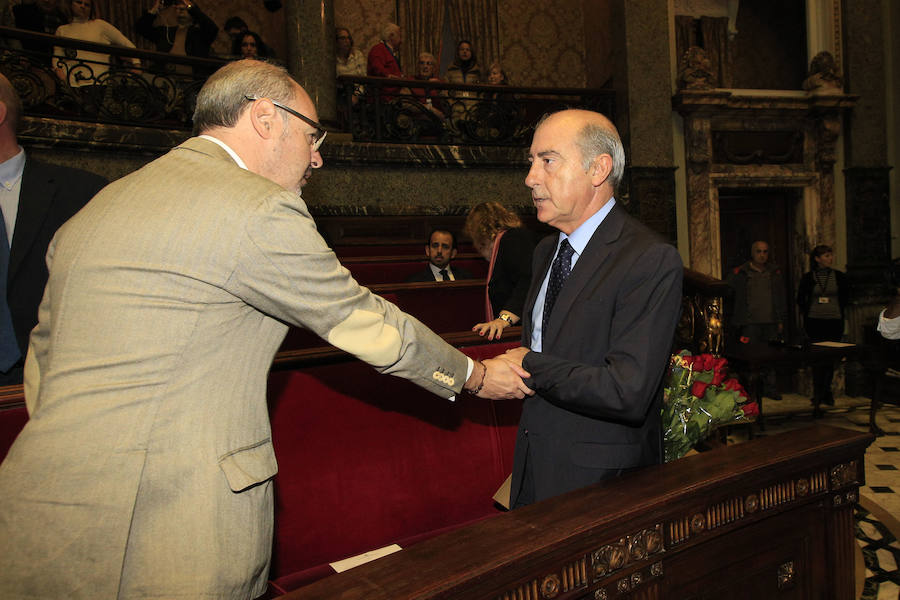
[0,73,107,385]
[405,228,474,282]
[500,109,683,507]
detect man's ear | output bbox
[0,102,7,129]
[248,98,280,139]
[450,248,458,259]
[590,153,613,188]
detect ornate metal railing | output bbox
[337,75,616,146]
[0,26,225,129]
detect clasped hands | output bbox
[464,346,533,400]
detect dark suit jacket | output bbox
[488,227,536,319]
[405,264,474,282]
[7,158,107,355]
[510,204,683,507]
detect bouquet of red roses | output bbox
[662,351,758,462]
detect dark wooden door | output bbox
[719,188,798,338]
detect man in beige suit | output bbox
[0,60,531,599]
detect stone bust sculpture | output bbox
[803,51,843,93]
[678,46,715,90]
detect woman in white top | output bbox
[878,259,900,340]
[54,0,139,87]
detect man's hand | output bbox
[500,346,529,369]
[465,357,533,399]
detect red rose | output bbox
[711,370,726,385]
[681,355,694,366]
[693,354,710,372]
[711,357,728,373]
[723,378,741,391]
[741,402,760,417]
[691,380,710,398]
[739,336,750,344]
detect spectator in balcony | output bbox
[367,22,403,79]
[223,16,248,46]
[233,31,269,61]
[13,0,68,56]
[136,0,218,61]
[464,201,536,340]
[335,27,365,77]
[446,40,481,84]
[53,0,140,87]
[409,51,446,118]
[487,62,509,86]
[797,244,849,407]
[0,73,107,385]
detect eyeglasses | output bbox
[244,95,327,151]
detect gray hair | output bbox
[382,22,399,40]
[535,110,625,191]
[192,60,296,135]
[0,74,23,132]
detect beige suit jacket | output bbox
[0,138,468,599]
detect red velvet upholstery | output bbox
[343,258,487,285]
[265,341,522,591]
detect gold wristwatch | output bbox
[498,313,514,326]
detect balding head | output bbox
[535,109,624,191]
[193,60,297,135]
[526,109,623,234]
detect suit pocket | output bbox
[569,441,642,469]
[218,439,278,492]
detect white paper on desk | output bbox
[812,341,855,348]
[329,544,403,573]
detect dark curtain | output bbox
[398,0,445,75]
[700,16,729,87]
[446,0,499,73]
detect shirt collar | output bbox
[0,147,26,191]
[199,135,248,170]
[557,197,616,256]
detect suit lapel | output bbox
[9,160,55,281]
[542,204,626,350]
[522,237,556,344]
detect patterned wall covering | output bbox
[497,1,586,88]
[333,0,588,88]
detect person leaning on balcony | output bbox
[409,51,447,118]
[136,0,218,60]
[52,0,140,87]
[335,27,365,77]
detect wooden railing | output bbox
[282,425,872,599]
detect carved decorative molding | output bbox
[672,89,857,277]
[665,467,860,548]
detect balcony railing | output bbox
[0,26,225,129]
[337,75,615,146]
[2,27,616,146]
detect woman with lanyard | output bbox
[464,202,535,340]
[797,244,849,408]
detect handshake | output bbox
[463,347,533,400]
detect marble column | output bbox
[285,0,337,125]
[841,0,892,296]
[610,0,678,247]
